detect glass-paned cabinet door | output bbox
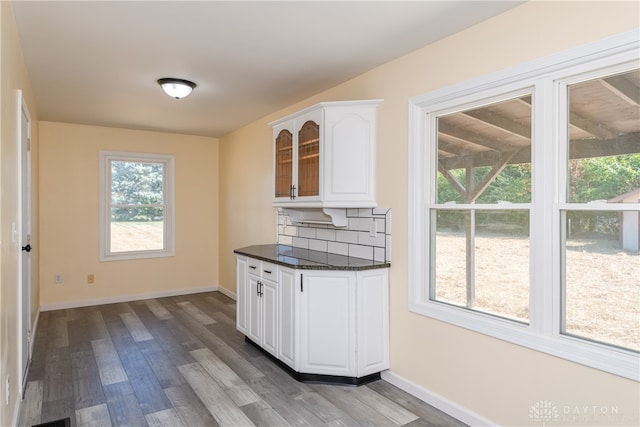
[297,120,320,197]
[275,129,293,198]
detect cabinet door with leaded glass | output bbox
[274,121,294,200]
[295,110,322,199]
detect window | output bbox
[561,69,640,352]
[432,93,532,324]
[100,151,175,261]
[408,30,639,380]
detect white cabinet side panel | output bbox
[357,269,390,376]
[278,268,297,368]
[236,256,248,334]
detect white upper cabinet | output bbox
[271,100,382,208]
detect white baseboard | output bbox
[217,286,236,301]
[381,370,497,427]
[39,284,220,311]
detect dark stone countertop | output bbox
[234,244,390,271]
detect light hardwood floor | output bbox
[18,291,466,427]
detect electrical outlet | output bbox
[54,273,63,284]
[87,274,94,284]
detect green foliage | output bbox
[437,165,531,204]
[111,161,164,222]
[436,154,639,237]
[568,154,640,203]
[567,154,640,237]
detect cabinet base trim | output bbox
[245,337,380,386]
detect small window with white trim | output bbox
[100,151,175,261]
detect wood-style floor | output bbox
[17,291,466,427]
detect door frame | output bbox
[17,90,32,395]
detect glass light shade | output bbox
[157,78,196,99]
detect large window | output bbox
[408,30,639,380]
[100,151,175,261]
[561,70,640,352]
[433,93,532,323]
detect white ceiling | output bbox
[12,1,523,138]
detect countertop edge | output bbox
[234,245,390,271]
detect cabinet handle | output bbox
[256,281,260,297]
[259,281,263,297]
[249,265,257,270]
[263,270,272,274]
[291,185,296,200]
[300,274,304,292]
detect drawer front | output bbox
[247,258,260,275]
[261,262,277,281]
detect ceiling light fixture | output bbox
[157,78,196,99]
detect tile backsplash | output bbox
[277,208,391,263]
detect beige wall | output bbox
[219,1,640,426]
[38,122,219,307]
[0,1,40,425]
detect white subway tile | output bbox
[284,226,298,237]
[374,247,386,263]
[336,230,358,244]
[309,239,328,252]
[347,208,359,217]
[386,235,392,262]
[348,217,372,232]
[372,207,389,216]
[386,210,392,235]
[316,228,337,241]
[328,241,348,256]
[292,237,309,249]
[279,235,293,245]
[349,244,374,261]
[298,227,317,239]
[358,208,375,218]
[375,218,385,233]
[358,231,386,247]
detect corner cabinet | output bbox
[236,254,389,385]
[271,99,383,208]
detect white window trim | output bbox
[99,151,175,262]
[408,29,640,381]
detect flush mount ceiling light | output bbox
[157,78,196,99]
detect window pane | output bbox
[563,210,640,351]
[433,209,530,322]
[297,120,320,197]
[111,161,164,205]
[567,69,640,203]
[110,208,164,252]
[275,129,293,198]
[436,95,532,204]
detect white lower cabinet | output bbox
[298,271,356,376]
[244,259,279,357]
[237,254,389,382]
